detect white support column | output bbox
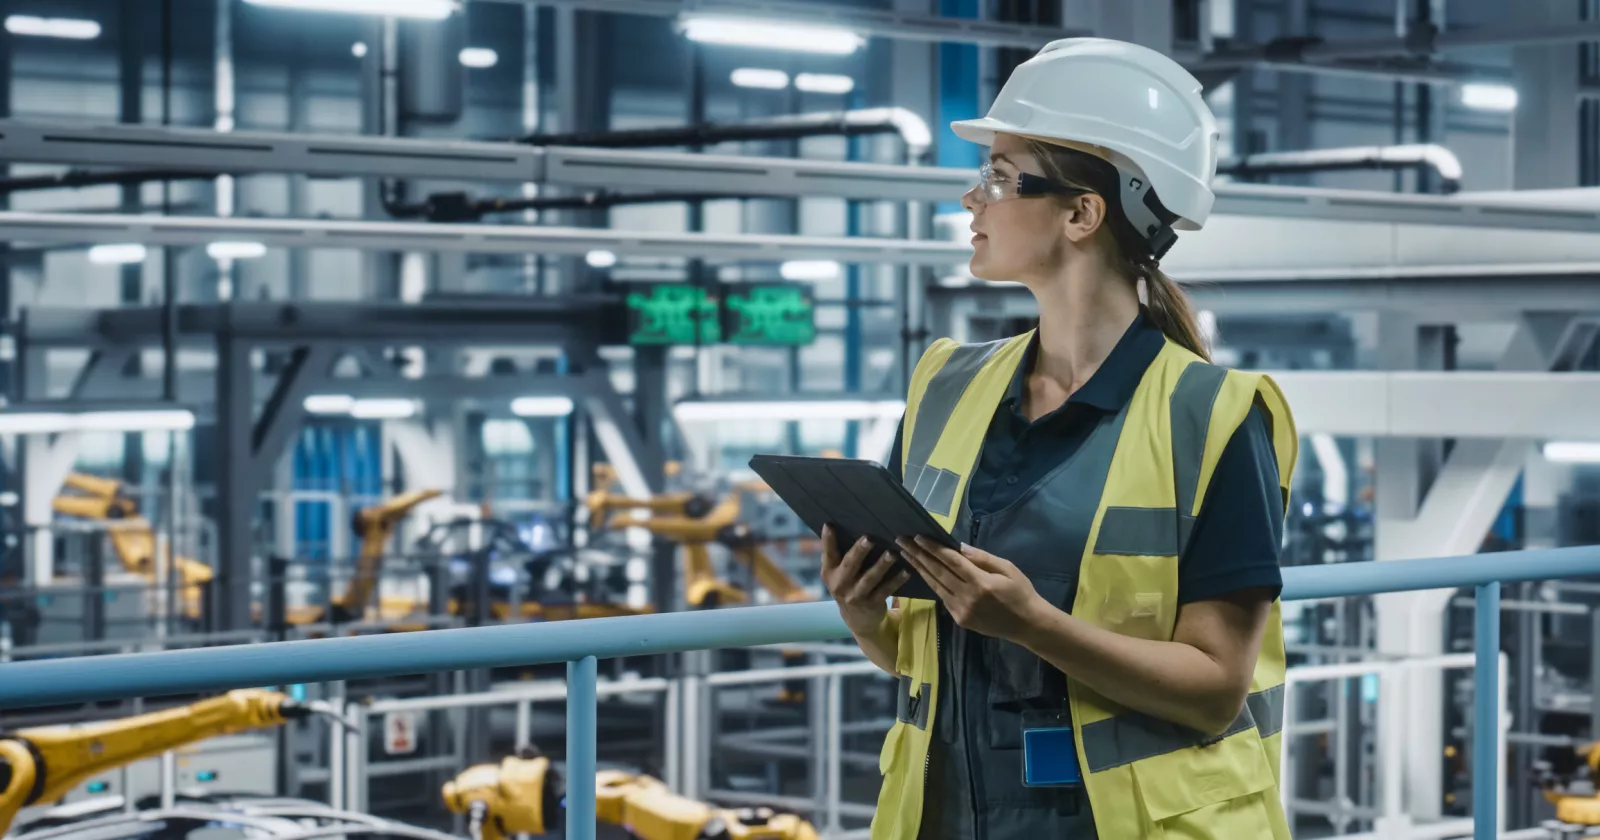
[24,432,81,584]
[387,417,458,495]
[1373,314,1561,821]
[1511,0,1580,190]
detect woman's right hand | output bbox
[822,524,910,633]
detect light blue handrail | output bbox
[4,544,1599,839]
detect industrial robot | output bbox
[585,463,811,610]
[0,690,312,836]
[51,472,217,619]
[441,750,818,840]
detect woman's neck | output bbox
[1027,265,1141,394]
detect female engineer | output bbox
[820,38,1298,840]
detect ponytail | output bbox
[1023,137,1213,362]
[1139,266,1211,362]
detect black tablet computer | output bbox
[747,453,955,601]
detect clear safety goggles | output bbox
[970,161,1094,206]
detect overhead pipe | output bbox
[1200,19,1600,72]
[513,107,934,162]
[1217,143,1463,194]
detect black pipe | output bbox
[513,113,907,150]
[385,188,759,222]
[0,168,215,195]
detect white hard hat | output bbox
[951,38,1220,253]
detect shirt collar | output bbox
[1003,307,1167,414]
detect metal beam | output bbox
[251,345,333,478]
[1271,370,1600,439]
[7,119,1600,233]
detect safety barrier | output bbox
[4,546,1600,840]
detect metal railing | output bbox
[4,547,1600,840]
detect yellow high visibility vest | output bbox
[872,331,1298,840]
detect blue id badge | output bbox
[1021,709,1081,787]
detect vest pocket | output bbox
[983,576,1074,749]
[1130,727,1276,826]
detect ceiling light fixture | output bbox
[510,396,576,417]
[88,244,148,266]
[459,47,498,69]
[0,404,195,435]
[1543,441,1600,464]
[242,0,457,20]
[680,15,864,55]
[585,250,618,269]
[779,260,842,282]
[1459,82,1517,113]
[795,73,854,95]
[207,241,268,260]
[731,68,790,90]
[4,16,102,40]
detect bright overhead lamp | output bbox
[0,404,194,435]
[351,42,368,58]
[1543,441,1600,463]
[675,396,905,422]
[88,243,148,265]
[780,260,841,281]
[459,47,498,69]
[242,0,457,19]
[511,396,576,417]
[349,398,418,420]
[731,68,790,90]
[1459,82,1517,113]
[795,73,854,95]
[5,16,102,40]
[304,394,356,415]
[585,250,618,269]
[680,15,865,55]
[207,241,267,260]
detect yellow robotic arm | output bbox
[332,488,444,622]
[0,689,306,834]
[443,755,818,840]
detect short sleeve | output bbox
[1177,403,1285,605]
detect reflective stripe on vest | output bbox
[1079,684,1286,773]
[895,674,932,730]
[903,339,1011,516]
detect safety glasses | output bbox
[971,161,1095,206]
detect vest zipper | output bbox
[965,513,985,840]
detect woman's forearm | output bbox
[849,608,902,676]
[1009,601,1245,734]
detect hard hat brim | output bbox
[949,117,1008,147]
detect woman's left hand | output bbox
[896,536,1047,642]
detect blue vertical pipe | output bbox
[1473,581,1500,840]
[567,655,598,840]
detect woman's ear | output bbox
[1061,193,1107,243]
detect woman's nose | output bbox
[960,185,981,214]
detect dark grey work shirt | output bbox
[886,312,1285,839]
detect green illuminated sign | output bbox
[723,284,816,346]
[626,285,721,345]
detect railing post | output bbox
[567,656,598,840]
[1473,581,1500,840]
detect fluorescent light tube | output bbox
[675,398,905,422]
[5,16,102,40]
[459,47,498,69]
[585,250,618,269]
[731,68,790,90]
[511,396,576,417]
[348,398,417,420]
[680,15,864,55]
[88,244,148,265]
[304,394,356,415]
[1460,83,1517,112]
[0,408,195,434]
[794,73,854,95]
[1543,441,1600,463]
[780,260,841,281]
[207,241,267,260]
[242,0,457,19]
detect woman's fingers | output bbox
[902,546,956,601]
[846,544,897,600]
[868,567,912,603]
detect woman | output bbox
[820,39,1297,840]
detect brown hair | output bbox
[1022,138,1212,362]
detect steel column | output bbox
[566,656,598,840]
[1474,582,1501,840]
[214,326,255,631]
